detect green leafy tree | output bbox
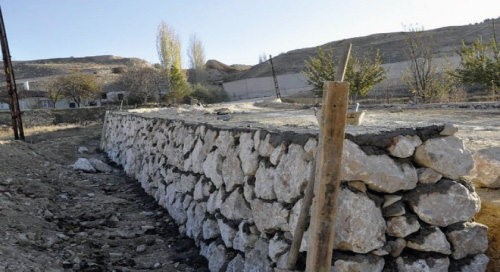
[302,46,337,95]
[345,50,386,102]
[302,46,386,100]
[55,72,100,107]
[166,66,191,102]
[454,39,500,94]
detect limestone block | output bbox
[167,193,187,225]
[268,234,289,263]
[303,138,317,161]
[414,136,474,180]
[193,177,210,201]
[331,254,384,272]
[288,199,303,233]
[396,256,450,272]
[207,188,224,214]
[388,238,406,257]
[383,195,402,208]
[333,188,386,253]
[88,158,113,173]
[178,174,197,194]
[446,222,488,260]
[417,167,443,184]
[186,202,206,240]
[203,129,218,154]
[387,135,422,158]
[382,201,406,217]
[182,130,196,155]
[407,226,452,255]
[251,199,290,232]
[273,144,312,203]
[406,179,481,227]
[222,147,245,192]
[232,221,258,252]
[469,147,500,188]
[220,189,252,221]
[386,215,420,238]
[342,140,418,193]
[206,242,228,272]
[215,130,234,157]
[440,123,458,136]
[244,238,273,272]
[243,181,255,202]
[452,254,489,272]
[69,158,96,173]
[255,162,277,200]
[270,143,285,166]
[238,132,259,175]
[226,254,245,272]
[217,218,237,248]
[202,218,220,240]
[189,139,206,174]
[202,151,224,188]
[258,133,275,157]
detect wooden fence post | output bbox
[305,81,349,271]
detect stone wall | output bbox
[101,111,489,272]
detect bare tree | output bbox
[39,77,65,108]
[402,26,456,103]
[187,33,207,83]
[118,65,163,104]
[53,72,101,107]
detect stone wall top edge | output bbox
[108,111,445,148]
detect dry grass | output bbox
[0,123,99,141]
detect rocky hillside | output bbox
[223,17,500,82]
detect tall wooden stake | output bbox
[305,81,349,271]
[0,6,24,141]
[287,43,351,270]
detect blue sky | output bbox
[1,0,499,66]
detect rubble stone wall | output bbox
[101,111,489,272]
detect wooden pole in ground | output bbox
[305,43,351,271]
[305,80,349,271]
[287,43,351,270]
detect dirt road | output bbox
[0,125,208,271]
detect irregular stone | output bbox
[387,135,422,158]
[257,133,275,157]
[406,179,481,227]
[215,130,234,157]
[178,174,197,194]
[254,162,276,200]
[182,130,196,155]
[269,143,285,166]
[451,254,489,272]
[332,254,384,272]
[342,140,418,193]
[88,158,113,173]
[417,167,443,184]
[206,243,228,272]
[136,244,147,253]
[232,221,258,252]
[226,254,245,272]
[251,199,290,232]
[222,147,245,192]
[217,218,237,248]
[440,123,459,136]
[334,188,386,253]
[189,139,206,174]
[273,144,312,203]
[389,238,406,257]
[382,201,406,217]
[383,195,402,208]
[165,192,187,225]
[407,226,452,255]
[220,189,252,221]
[77,146,89,153]
[268,234,289,263]
[244,238,272,272]
[396,256,450,272]
[469,147,500,188]
[414,136,474,180]
[202,151,224,188]
[243,181,254,202]
[202,218,220,240]
[186,202,206,240]
[193,178,210,201]
[69,158,96,173]
[348,181,367,193]
[386,214,420,238]
[288,199,303,233]
[303,138,317,161]
[206,188,224,214]
[446,222,488,260]
[238,132,259,175]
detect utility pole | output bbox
[0,6,24,141]
[268,55,282,100]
